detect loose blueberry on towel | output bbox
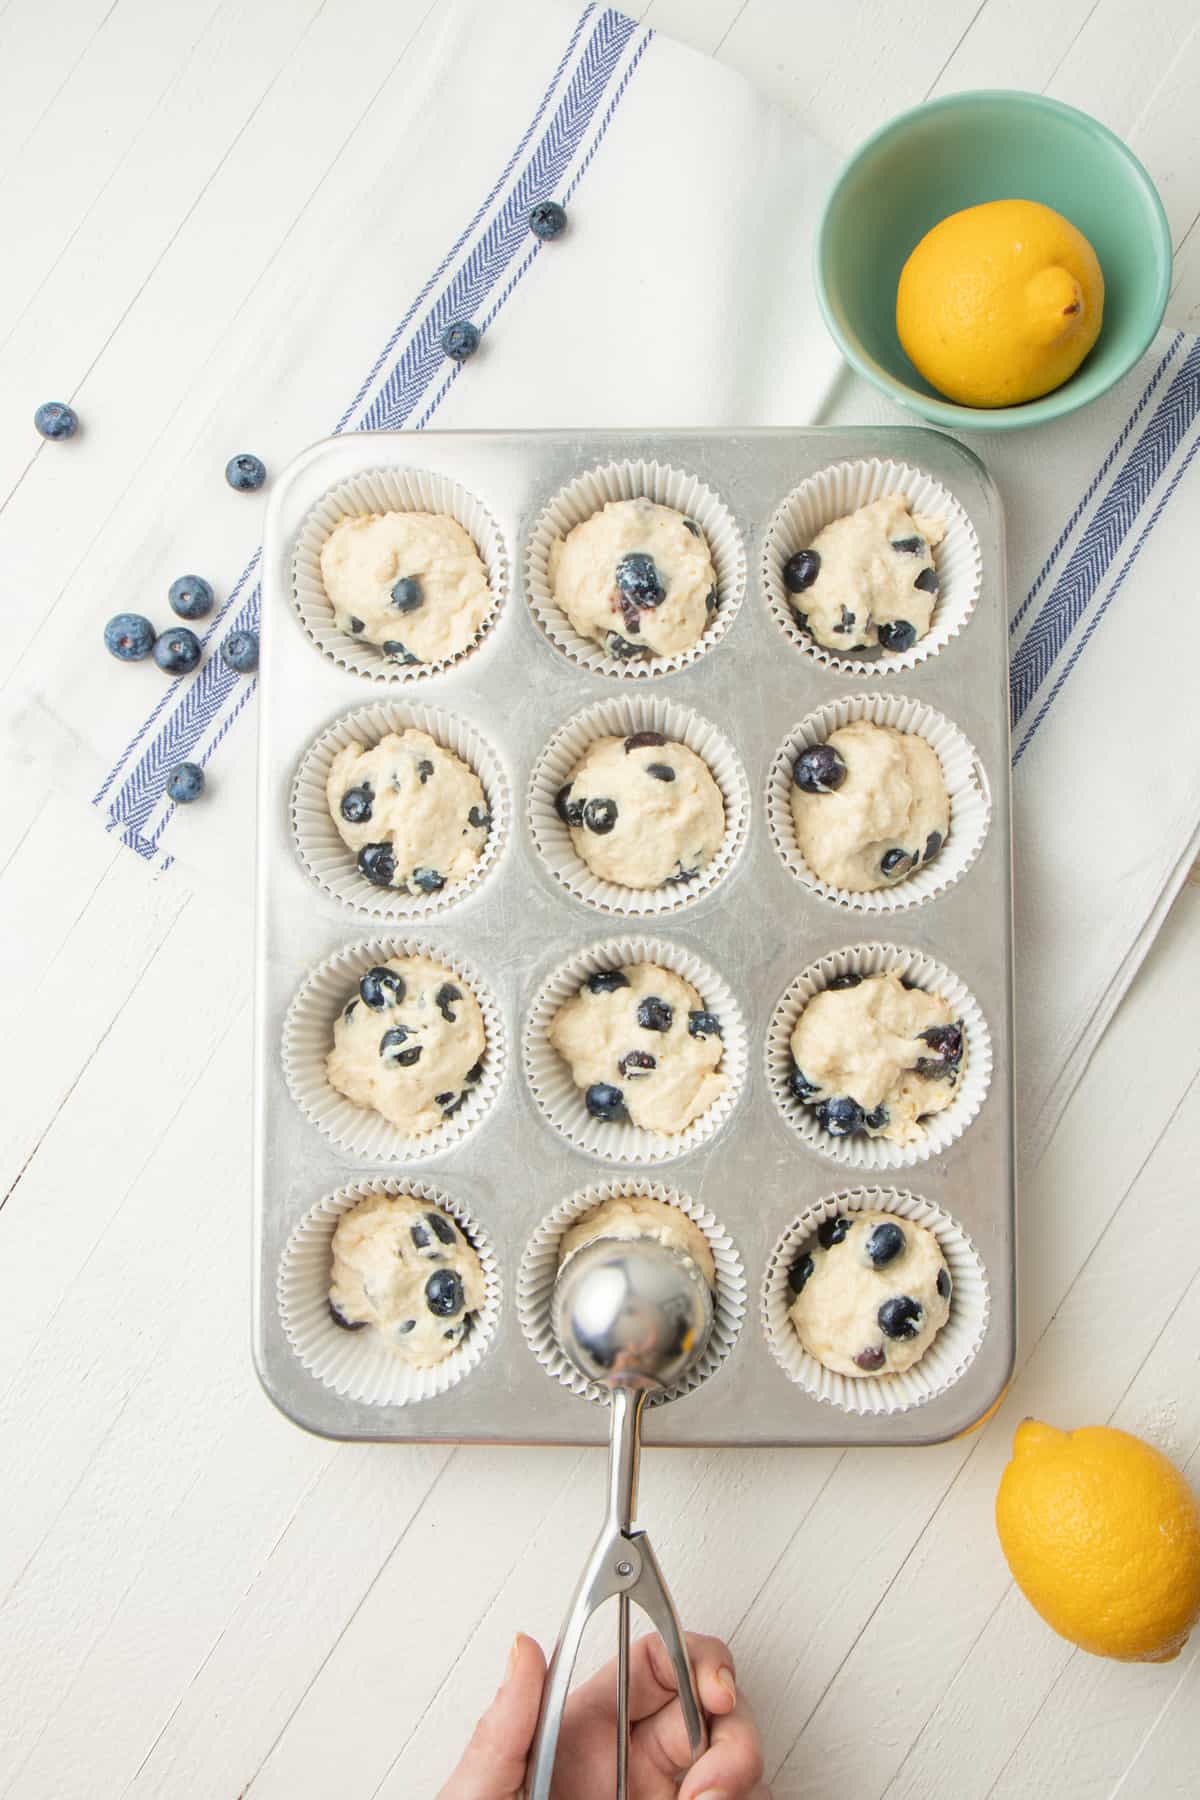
[425,1268,464,1316]
[788,1065,817,1101]
[637,996,673,1032]
[169,575,214,620]
[865,1221,905,1268]
[587,969,630,994]
[614,552,665,608]
[583,797,618,834]
[166,761,205,804]
[225,453,266,491]
[153,627,202,674]
[390,576,423,613]
[380,1027,422,1068]
[688,1010,722,1038]
[104,613,156,662]
[329,1299,367,1330]
[817,1096,865,1137]
[357,841,397,887]
[646,763,675,782]
[585,1082,628,1122]
[359,966,405,1009]
[555,783,584,828]
[220,629,259,673]
[619,1050,657,1078]
[876,619,916,653]
[924,830,943,863]
[817,1214,851,1248]
[412,866,445,894]
[853,1345,886,1372]
[880,847,912,879]
[793,743,847,794]
[782,549,820,593]
[787,1252,814,1296]
[441,320,481,361]
[914,567,939,595]
[878,1294,923,1340]
[624,731,667,752]
[529,199,568,239]
[34,401,78,440]
[436,982,462,1023]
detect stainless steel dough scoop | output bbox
[526,1236,715,1800]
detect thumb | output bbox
[437,1633,548,1799]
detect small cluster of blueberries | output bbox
[782,536,937,655]
[329,1205,468,1337]
[576,968,723,1124]
[787,971,964,1139]
[343,966,484,1121]
[35,199,570,816]
[793,742,944,880]
[787,1213,951,1371]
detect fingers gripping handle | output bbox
[626,1532,708,1767]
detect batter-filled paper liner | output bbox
[282,935,506,1161]
[761,459,982,676]
[525,460,746,679]
[766,693,991,913]
[290,700,511,920]
[291,466,508,682]
[765,943,992,1170]
[524,935,747,1166]
[278,1177,502,1407]
[762,1187,990,1416]
[518,1179,745,1407]
[528,695,750,917]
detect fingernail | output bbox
[505,1635,522,1680]
[717,1664,737,1700]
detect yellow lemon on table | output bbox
[896,199,1105,408]
[995,1419,1200,1663]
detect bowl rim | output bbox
[814,88,1173,432]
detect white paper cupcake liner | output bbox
[761,459,982,676]
[517,1179,745,1408]
[524,935,747,1165]
[278,1177,502,1407]
[290,701,511,920]
[765,944,992,1170]
[291,466,508,682]
[761,1187,989,1416]
[766,694,991,912]
[282,935,506,1161]
[527,697,750,917]
[525,460,746,679]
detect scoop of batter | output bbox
[783,495,945,654]
[319,510,493,664]
[329,1191,486,1366]
[326,954,487,1136]
[548,963,727,1134]
[557,1194,716,1287]
[326,728,490,896]
[555,731,725,890]
[791,720,949,891]
[548,498,717,661]
[788,970,963,1146]
[787,1209,951,1377]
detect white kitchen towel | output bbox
[5,0,1200,1166]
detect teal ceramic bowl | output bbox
[815,91,1172,430]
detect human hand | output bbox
[438,1628,768,1799]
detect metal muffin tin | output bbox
[253,427,1015,1448]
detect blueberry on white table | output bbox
[529,199,567,239]
[104,613,156,662]
[441,320,480,361]
[34,401,78,440]
[225,453,266,492]
[220,629,259,673]
[169,575,214,620]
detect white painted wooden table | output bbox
[3,2,1199,1795]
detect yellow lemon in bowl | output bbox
[896,199,1105,408]
[995,1419,1200,1663]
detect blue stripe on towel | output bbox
[1009,335,1200,735]
[93,7,648,866]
